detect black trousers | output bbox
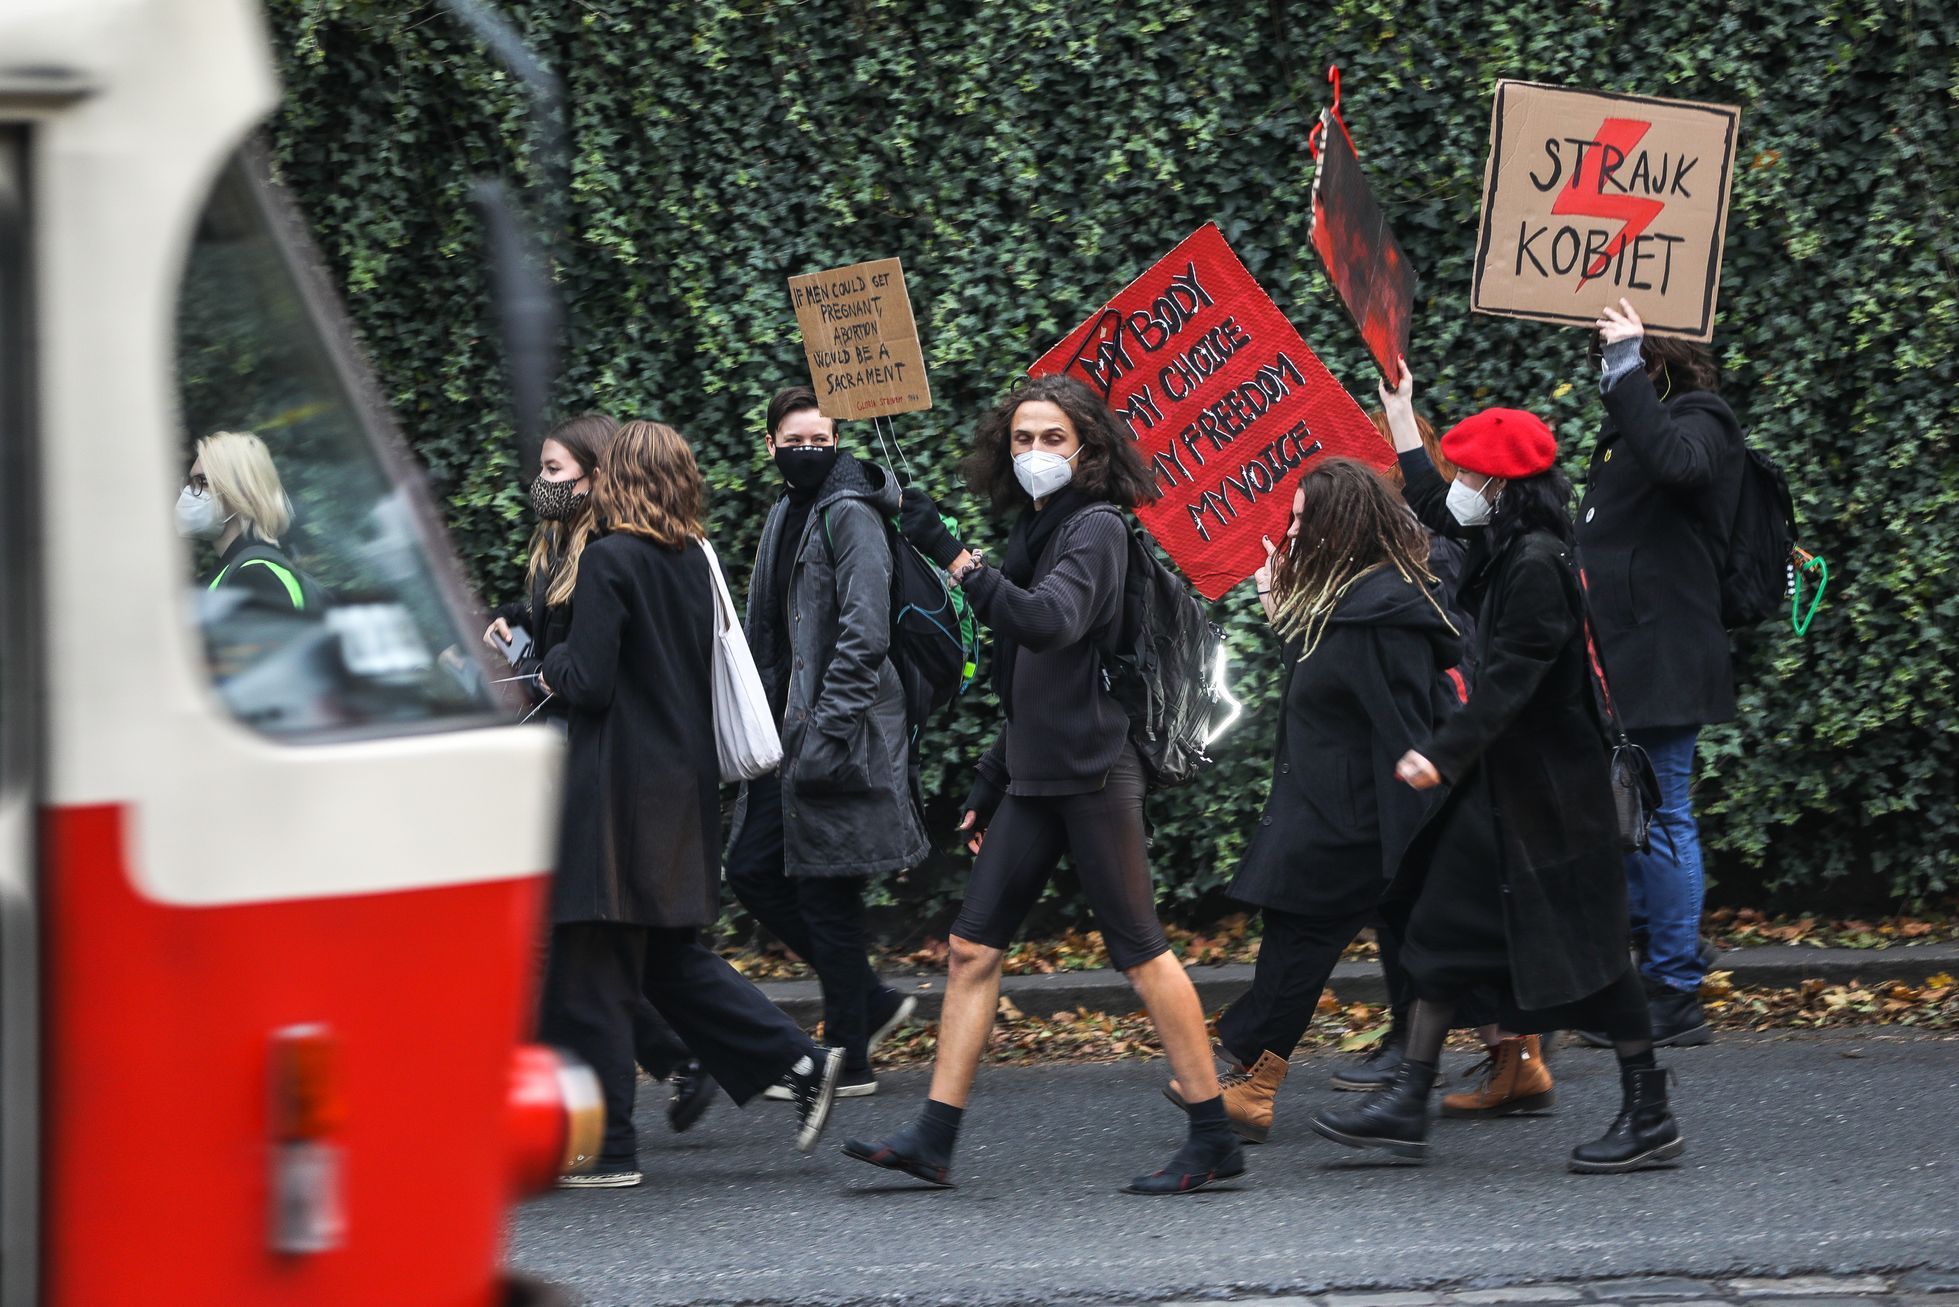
[632,1001,692,1081]
[950,747,1170,971]
[1216,907,1372,1064]
[538,922,817,1166]
[727,775,882,1072]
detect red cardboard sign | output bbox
[1030,223,1388,600]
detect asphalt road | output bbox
[509,1029,1958,1307]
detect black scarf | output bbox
[773,482,821,631]
[992,485,1092,718]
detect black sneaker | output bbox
[1577,981,1713,1049]
[557,1163,642,1190]
[763,1053,876,1101]
[788,1048,844,1153]
[1645,979,1712,1047]
[667,1059,716,1133]
[836,1066,879,1099]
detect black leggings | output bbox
[950,747,1170,971]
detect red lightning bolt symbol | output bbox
[1549,117,1666,292]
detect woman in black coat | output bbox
[483,413,717,1135]
[536,420,842,1187]
[1183,459,1460,1144]
[1311,365,1686,1176]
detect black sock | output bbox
[913,1098,964,1160]
[1184,1093,1233,1144]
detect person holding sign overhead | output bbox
[843,375,1245,1195]
[1310,366,1687,1175]
[1572,300,1744,1048]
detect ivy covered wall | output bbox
[261,0,1958,917]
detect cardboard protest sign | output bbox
[1472,80,1740,341]
[787,257,932,419]
[1311,107,1420,381]
[1030,223,1389,601]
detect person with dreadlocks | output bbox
[1157,458,1463,1145]
[1310,361,1686,1174]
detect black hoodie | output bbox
[1227,565,1464,918]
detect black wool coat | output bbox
[539,533,721,929]
[1392,452,1629,1011]
[1228,567,1462,918]
[1576,370,1745,731]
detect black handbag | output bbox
[1573,574,1662,853]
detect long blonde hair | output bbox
[528,414,619,608]
[1269,458,1454,659]
[197,431,292,545]
[595,421,706,549]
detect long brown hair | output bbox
[529,413,619,607]
[962,374,1159,513]
[595,420,707,549]
[1269,458,1455,658]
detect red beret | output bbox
[1439,407,1558,480]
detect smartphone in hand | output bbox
[490,624,534,667]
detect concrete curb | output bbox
[753,940,1959,1027]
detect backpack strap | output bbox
[208,547,308,611]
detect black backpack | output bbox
[1095,513,1238,789]
[208,542,333,615]
[882,518,982,736]
[1718,445,1797,628]
[819,504,981,738]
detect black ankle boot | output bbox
[1329,1017,1407,1092]
[1569,1066,1684,1173]
[1310,1058,1436,1160]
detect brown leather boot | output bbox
[1164,1049,1287,1143]
[1218,1050,1288,1144]
[1441,1035,1556,1118]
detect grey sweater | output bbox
[967,506,1133,798]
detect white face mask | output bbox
[1446,476,1496,527]
[175,486,231,540]
[1013,448,1080,501]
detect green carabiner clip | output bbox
[1792,551,1828,636]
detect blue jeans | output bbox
[1623,726,1707,992]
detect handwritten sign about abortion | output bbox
[1311,108,1420,381]
[1030,223,1388,600]
[788,257,932,419]
[1472,81,1740,341]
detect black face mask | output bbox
[529,474,588,522]
[774,444,840,494]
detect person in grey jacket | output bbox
[727,386,927,1099]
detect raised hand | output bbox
[1595,298,1644,346]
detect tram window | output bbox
[173,153,498,737]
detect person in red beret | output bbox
[1310,359,1686,1176]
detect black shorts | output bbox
[949,747,1170,971]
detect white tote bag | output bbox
[699,539,782,783]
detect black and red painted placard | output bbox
[1030,223,1388,601]
[1311,106,1420,382]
